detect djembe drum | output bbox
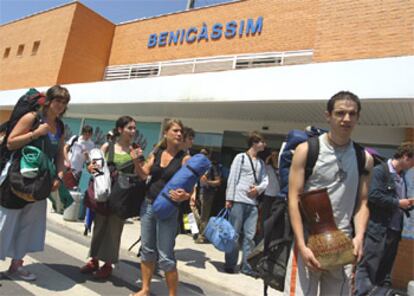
[299,188,355,269]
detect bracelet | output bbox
[29,132,34,141]
[56,176,63,183]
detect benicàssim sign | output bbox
[147,16,263,48]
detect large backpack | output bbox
[276,126,368,200]
[0,88,46,172]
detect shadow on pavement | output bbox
[175,248,208,269]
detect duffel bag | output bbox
[204,208,238,253]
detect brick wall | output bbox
[109,0,414,66]
[109,0,318,65]
[1,0,413,89]
[0,4,76,90]
[57,3,115,84]
[314,0,414,61]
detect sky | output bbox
[0,0,234,25]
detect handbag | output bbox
[204,208,238,253]
[108,170,145,219]
[84,179,111,216]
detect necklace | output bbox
[334,147,348,183]
[325,134,349,183]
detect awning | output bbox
[1,55,413,127]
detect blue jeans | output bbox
[224,202,258,273]
[140,199,179,272]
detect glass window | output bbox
[62,117,82,141]
[83,119,161,157]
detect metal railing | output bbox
[104,50,313,81]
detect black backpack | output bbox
[0,88,46,172]
[247,199,292,293]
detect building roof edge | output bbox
[118,0,244,26]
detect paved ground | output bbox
[0,201,283,296]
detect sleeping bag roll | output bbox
[152,153,211,220]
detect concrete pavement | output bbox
[47,201,282,296]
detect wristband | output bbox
[56,176,63,184]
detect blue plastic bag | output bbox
[204,208,238,253]
[153,153,210,220]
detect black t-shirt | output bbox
[146,148,185,202]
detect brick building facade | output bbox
[0,0,413,289]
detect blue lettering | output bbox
[148,17,263,47]
[210,23,223,40]
[198,23,209,42]
[225,21,237,39]
[169,30,180,46]
[180,29,186,44]
[158,32,168,46]
[239,20,245,37]
[186,27,197,43]
[147,33,157,48]
[246,16,263,36]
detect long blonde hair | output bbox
[158,119,184,150]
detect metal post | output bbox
[186,0,196,10]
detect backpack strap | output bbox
[305,136,319,182]
[353,142,368,177]
[237,154,245,185]
[246,153,259,184]
[68,135,79,152]
[106,142,136,172]
[108,141,115,164]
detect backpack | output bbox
[0,88,46,172]
[66,135,79,154]
[247,199,292,293]
[89,148,111,202]
[277,126,368,200]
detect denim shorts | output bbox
[139,199,179,272]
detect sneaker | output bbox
[93,264,112,280]
[80,259,99,274]
[7,266,36,281]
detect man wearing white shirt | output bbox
[63,125,95,186]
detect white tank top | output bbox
[304,134,359,236]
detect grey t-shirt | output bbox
[304,134,359,236]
